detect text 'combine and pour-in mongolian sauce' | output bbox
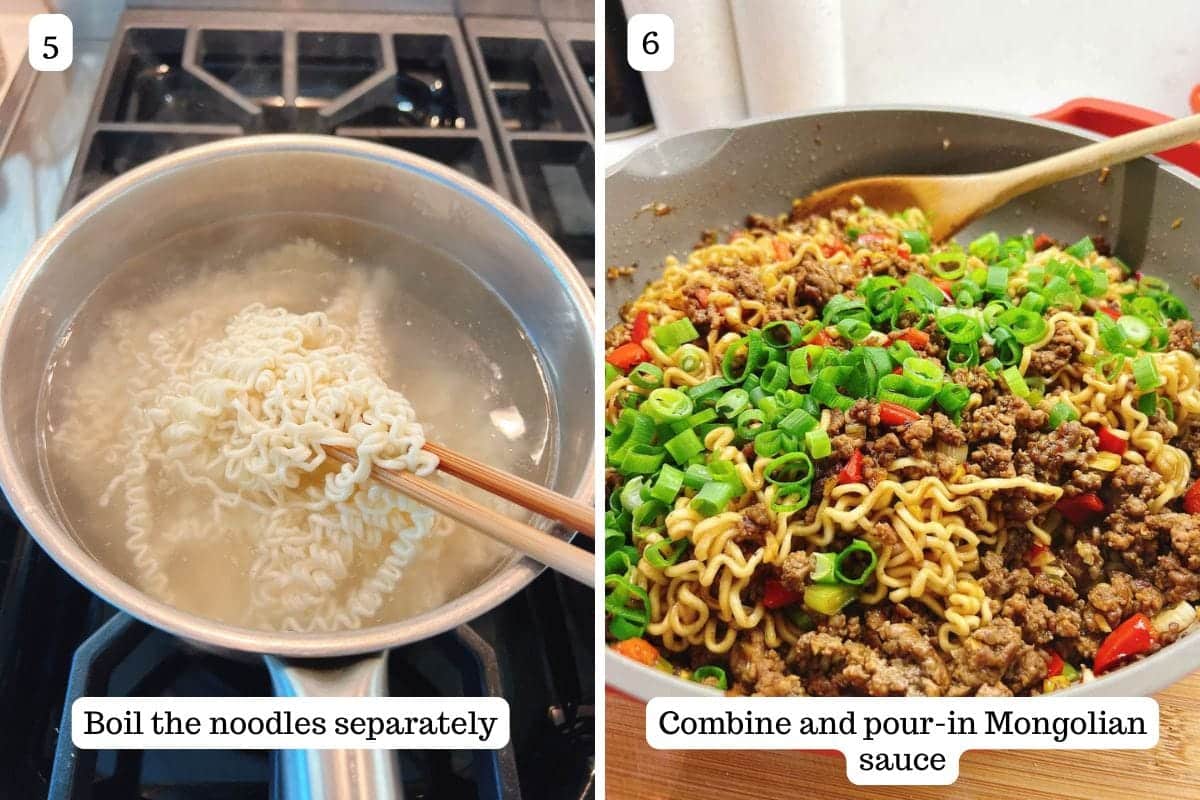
[605,200,1200,697]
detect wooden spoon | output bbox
[793,113,1200,241]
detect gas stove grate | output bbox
[60,8,595,285]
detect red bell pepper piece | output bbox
[878,401,921,426]
[606,342,650,371]
[773,239,792,261]
[1183,480,1200,514]
[932,277,955,301]
[1046,652,1065,678]
[1033,233,1054,252]
[896,243,912,261]
[837,449,864,485]
[630,310,651,345]
[1054,492,1105,526]
[807,329,832,346]
[820,242,850,258]
[1026,542,1048,564]
[1096,426,1128,455]
[763,579,804,609]
[895,328,930,349]
[1099,305,1121,320]
[1093,612,1154,675]
[694,287,710,306]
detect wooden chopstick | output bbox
[323,446,594,587]
[424,442,594,537]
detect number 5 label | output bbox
[627,13,674,72]
[28,13,73,72]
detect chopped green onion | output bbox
[1047,401,1078,429]
[937,312,983,344]
[643,537,687,569]
[1137,392,1158,416]
[691,480,739,516]
[1117,315,1152,348]
[605,575,650,640]
[1133,354,1162,391]
[803,583,858,615]
[1158,293,1191,321]
[682,464,711,490]
[982,357,1003,374]
[643,387,693,424]
[628,361,664,389]
[686,376,731,406]
[778,407,819,438]
[812,552,838,584]
[673,344,707,374]
[753,429,788,458]
[902,229,931,254]
[759,360,790,393]
[985,264,1010,295]
[735,408,767,441]
[834,539,879,586]
[715,388,750,419]
[812,366,858,411]
[605,546,637,577]
[618,476,647,514]
[822,295,871,325]
[764,451,815,487]
[929,249,967,279]
[691,665,728,690]
[1064,236,1095,260]
[805,427,832,459]
[969,231,1001,262]
[1002,366,1030,398]
[721,330,768,383]
[935,382,970,418]
[649,464,685,504]
[664,428,704,464]
[906,274,948,308]
[946,341,981,369]
[620,445,665,475]
[762,320,804,348]
[652,318,700,352]
[991,327,1022,366]
[671,408,718,434]
[836,318,872,343]
[605,362,622,386]
[997,307,1049,345]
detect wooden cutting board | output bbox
[606,672,1200,800]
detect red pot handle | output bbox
[1036,97,1200,177]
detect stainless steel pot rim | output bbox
[604,106,1200,699]
[0,133,594,659]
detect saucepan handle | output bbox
[264,652,402,800]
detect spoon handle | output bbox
[997,112,1200,200]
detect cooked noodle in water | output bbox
[605,200,1200,696]
[46,237,548,632]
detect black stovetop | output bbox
[0,9,595,800]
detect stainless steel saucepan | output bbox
[0,135,594,798]
[605,106,1200,700]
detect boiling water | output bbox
[40,213,556,631]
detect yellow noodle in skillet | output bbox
[605,200,1200,696]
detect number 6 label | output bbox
[28,13,73,72]
[627,13,674,72]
